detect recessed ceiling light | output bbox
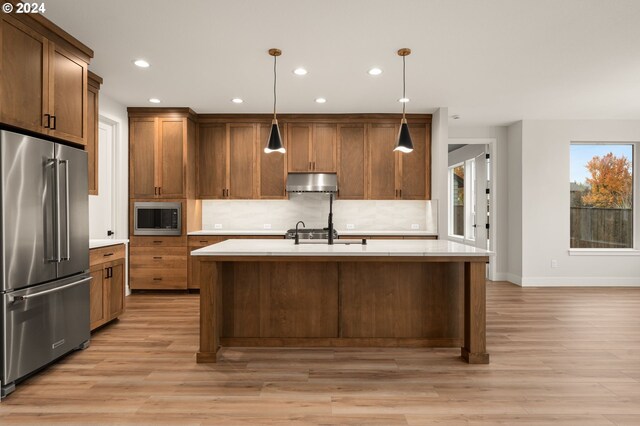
[231,98,243,104]
[315,98,326,104]
[134,59,150,68]
[398,97,410,103]
[293,68,308,76]
[148,98,161,104]
[368,67,382,76]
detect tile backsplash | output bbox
[202,194,437,233]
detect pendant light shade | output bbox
[394,48,413,153]
[264,48,285,154]
[265,119,285,153]
[395,118,414,153]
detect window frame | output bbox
[568,141,639,255]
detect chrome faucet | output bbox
[294,221,305,245]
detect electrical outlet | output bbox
[346,224,355,230]
[411,224,420,230]
[214,224,223,229]
[551,259,558,268]
[263,223,272,229]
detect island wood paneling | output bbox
[340,262,462,338]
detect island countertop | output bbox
[191,238,492,258]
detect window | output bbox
[450,163,465,237]
[570,143,634,249]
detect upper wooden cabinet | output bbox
[337,124,366,199]
[258,124,287,199]
[197,123,257,199]
[366,122,431,200]
[0,14,90,145]
[87,71,102,195]
[129,110,196,199]
[169,114,430,202]
[287,123,337,173]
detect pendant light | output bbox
[394,48,413,153]
[264,48,285,154]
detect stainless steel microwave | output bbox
[133,202,181,236]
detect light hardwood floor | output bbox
[1,281,639,425]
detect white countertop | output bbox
[191,239,491,257]
[188,230,437,237]
[89,239,129,250]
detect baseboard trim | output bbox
[520,277,640,287]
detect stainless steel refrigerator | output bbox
[0,130,90,398]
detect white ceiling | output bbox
[44,0,640,126]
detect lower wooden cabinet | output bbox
[89,244,126,331]
[129,236,187,290]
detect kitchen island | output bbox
[192,239,492,364]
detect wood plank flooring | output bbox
[1,281,639,425]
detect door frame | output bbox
[447,138,498,281]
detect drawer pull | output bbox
[103,253,114,257]
[153,278,162,281]
[153,256,162,259]
[199,240,208,243]
[153,241,162,244]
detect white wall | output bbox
[432,108,449,238]
[449,126,510,281]
[507,122,523,283]
[517,120,640,286]
[89,93,128,239]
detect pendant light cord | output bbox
[402,55,406,118]
[273,55,277,119]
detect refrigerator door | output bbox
[2,273,90,386]
[55,144,89,279]
[0,131,57,292]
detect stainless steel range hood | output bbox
[286,173,337,193]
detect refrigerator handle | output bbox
[10,277,92,302]
[60,159,71,261]
[53,158,62,263]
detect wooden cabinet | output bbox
[87,71,102,195]
[89,244,126,331]
[366,122,431,200]
[194,115,431,201]
[130,116,187,199]
[258,124,287,199]
[130,238,187,290]
[0,14,89,145]
[337,124,366,199]
[287,123,337,173]
[197,123,257,199]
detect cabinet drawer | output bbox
[90,244,125,267]
[130,271,187,290]
[188,236,227,249]
[129,236,187,247]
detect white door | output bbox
[88,120,116,239]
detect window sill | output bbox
[568,249,640,256]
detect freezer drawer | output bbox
[2,274,90,386]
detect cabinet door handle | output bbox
[153,256,162,260]
[158,187,161,196]
[153,278,162,281]
[44,114,51,129]
[399,189,402,198]
[51,115,57,130]
[222,188,225,197]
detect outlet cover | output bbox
[263,224,272,229]
[551,259,558,268]
[346,224,355,230]
[214,224,223,229]
[411,224,420,230]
